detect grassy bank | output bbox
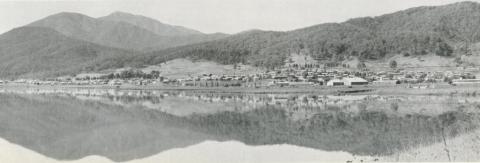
[380,129,480,162]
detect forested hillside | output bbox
[137,2,480,69]
[0,27,136,78]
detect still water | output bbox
[0,88,479,162]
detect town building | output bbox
[344,77,369,86]
[327,77,369,86]
[326,78,345,86]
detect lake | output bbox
[0,87,479,162]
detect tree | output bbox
[389,60,397,69]
[434,39,453,56]
[150,71,160,79]
[357,61,367,69]
[106,73,115,79]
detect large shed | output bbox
[345,77,368,86]
[327,77,368,86]
[326,78,345,86]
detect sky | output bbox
[0,0,478,34]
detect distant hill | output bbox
[0,27,135,78]
[99,11,203,36]
[136,1,480,69]
[28,12,227,51]
[99,11,228,50]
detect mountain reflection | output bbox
[0,89,479,162]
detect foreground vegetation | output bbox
[381,129,480,161]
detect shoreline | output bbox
[2,83,480,95]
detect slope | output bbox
[28,12,227,52]
[135,1,480,69]
[99,11,203,36]
[0,27,135,78]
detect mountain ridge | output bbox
[134,1,480,69]
[27,12,227,51]
[99,11,204,36]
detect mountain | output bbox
[27,12,227,51]
[27,12,161,51]
[2,2,480,78]
[0,27,135,78]
[0,12,229,78]
[99,11,228,50]
[134,1,480,69]
[99,11,203,36]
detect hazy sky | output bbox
[0,0,478,34]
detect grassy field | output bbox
[141,58,264,79]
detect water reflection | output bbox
[0,88,479,162]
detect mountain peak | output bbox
[47,12,94,20]
[236,29,265,35]
[100,12,204,36]
[54,12,84,16]
[28,12,96,28]
[107,11,138,18]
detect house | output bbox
[390,72,404,80]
